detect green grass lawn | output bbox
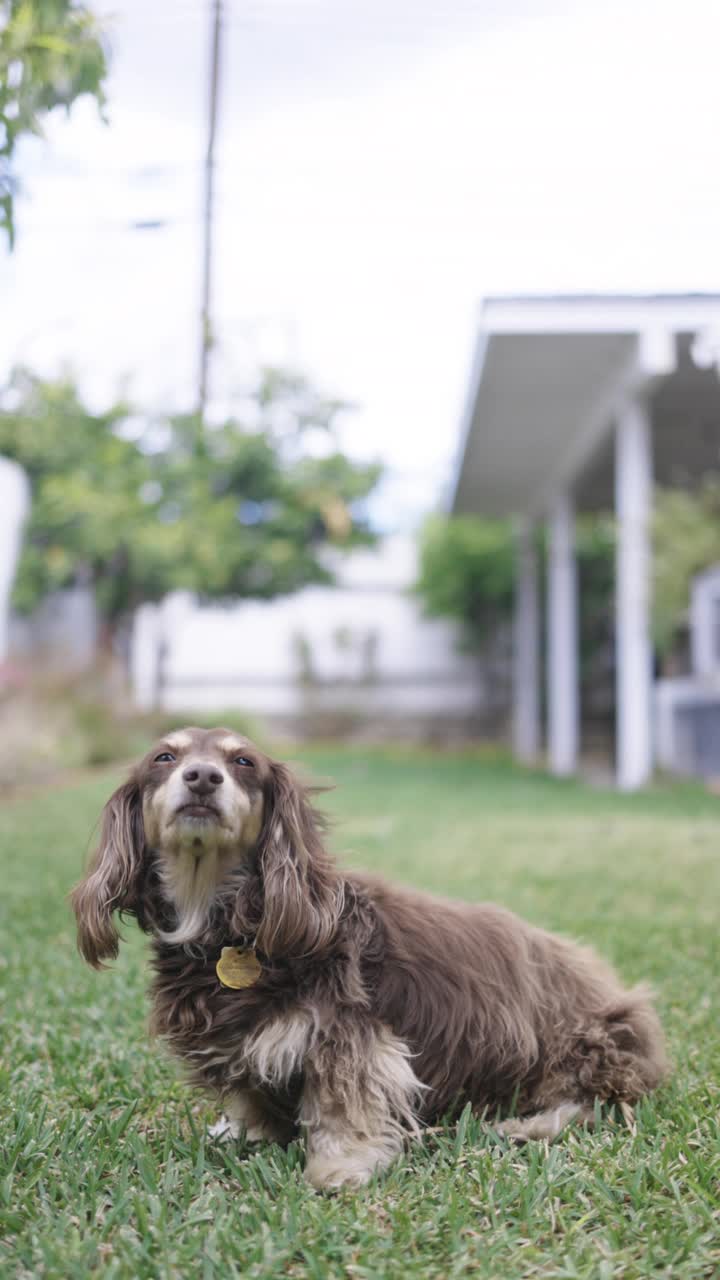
[1,747,719,1278]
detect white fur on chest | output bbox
[189,1008,317,1088]
[157,848,224,945]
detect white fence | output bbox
[131,537,487,732]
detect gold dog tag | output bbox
[216,946,262,989]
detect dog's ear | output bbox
[255,761,341,958]
[71,778,145,968]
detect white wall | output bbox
[9,586,98,671]
[135,536,484,725]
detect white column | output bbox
[512,522,540,762]
[547,492,579,776]
[615,397,653,790]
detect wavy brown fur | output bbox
[72,728,668,1189]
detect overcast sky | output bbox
[2,0,720,525]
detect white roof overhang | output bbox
[451,294,720,518]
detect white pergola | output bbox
[452,294,720,790]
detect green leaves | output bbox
[415,515,518,648]
[415,514,617,693]
[0,367,381,629]
[0,0,107,246]
[417,494,720,674]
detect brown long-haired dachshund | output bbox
[72,727,668,1190]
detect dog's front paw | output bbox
[208,1114,241,1142]
[209,1110,296,1147]
[244,1120,278,1143]
[304,1150,383,1192]
[207,1114,283,1144]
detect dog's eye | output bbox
[234,756,254,767]
[154,752,176,764]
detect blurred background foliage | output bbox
[417,497,720,677]
[0,665,263,787]
[417,513,616,664]
[0,366,381,648]
[415,514,516,647]
[1,0,107,245]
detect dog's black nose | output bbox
[183,763,224,794]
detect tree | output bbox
[418,516,618,649]
[0,367,381,646]
[1,0,107,246]
[416,515,516,649]
[419,494,720,678]
[416,513,616,687]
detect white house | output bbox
[452,293,720,789]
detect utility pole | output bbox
[197,0,223,420]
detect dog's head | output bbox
[72,727,339,967]
[140,726,268,859]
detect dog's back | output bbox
[353,874,668,1119]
